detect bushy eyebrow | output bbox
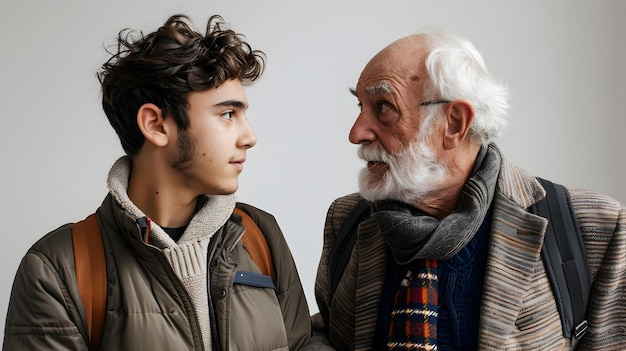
[366,82,393,95]
[349,81,394,97]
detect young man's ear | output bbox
[136,103,171,147]
[442,99,475,150]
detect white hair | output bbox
[420,30,510,144]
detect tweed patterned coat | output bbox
[307,156,626,351]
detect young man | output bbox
[3,14,311,350]
[306,31,626,350]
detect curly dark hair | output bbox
[98,14,265,156]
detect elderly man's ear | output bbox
[442,99,475,150]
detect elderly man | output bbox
[308,32,626,350]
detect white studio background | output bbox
[1,0,624,335]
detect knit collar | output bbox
[106,156,235,249]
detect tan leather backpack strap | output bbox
[233,207,275,280]
[72,213,107,351]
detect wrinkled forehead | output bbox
[356,35,429,96]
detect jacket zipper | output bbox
[206,221,245,351]
[207,227,223,351]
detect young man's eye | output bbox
[221,111,234,120]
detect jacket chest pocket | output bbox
[211,244,288,350]
[229,279,287,350]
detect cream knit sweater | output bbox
[107,156,235,349]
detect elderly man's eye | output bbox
[376,102,392,114]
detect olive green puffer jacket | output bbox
[3,195,311,350]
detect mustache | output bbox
[357,144,394,164]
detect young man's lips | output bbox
[231,160,245,170]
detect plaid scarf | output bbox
[387,259,439,351]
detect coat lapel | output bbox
[479,195,547,342]
[478,159,551,348]
[353,217,388,350]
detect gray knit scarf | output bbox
[372,143,501,264]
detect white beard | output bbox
[357,136,448,204]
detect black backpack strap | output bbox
[329,198,371,297]
[533,178,591,344]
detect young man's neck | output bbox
[127,157,197,228]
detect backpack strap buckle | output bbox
[574,319,588,339]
